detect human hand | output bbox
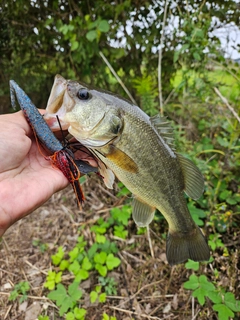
[0,110,69,237]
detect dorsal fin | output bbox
[150,114,175,148]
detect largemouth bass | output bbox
[44,74,210,265]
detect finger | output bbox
[0,109,46,137]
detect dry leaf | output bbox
[25,302,41,320]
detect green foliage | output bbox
[66,308,87,320]
[185,259,200,271]
[90,285,106,303]
[38,316,49,320]
[43,207,130,318]
[184,264,240,320]
[51,246,65,265]
[3,2,240,319]
[99,276,117,295]
[132,74,158,115]
[32,239,48,253]
[187,202,207,226]
[102,313,117,320]
[9,281,30,303]
[44,271,62,290]
[1,0,238,113]
[208,234,225,251]
[48,282,83,316]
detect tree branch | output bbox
[158,0,169,115]
[213,87,240,123]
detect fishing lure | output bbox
[9,80,97,207]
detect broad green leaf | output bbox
[106,254,121,270]
[71,40,79,51]
[114,225,128,239]
[59,24,69,35]
[86,30,97,41]
[51,246,64,265]
[208,290,222,304]
[188,202,206,226]
[44,271,62,290]
[99,292,107,303]
[102,313,110,320]
[90,290,98,303]
[91,225,106,234]
[198,275,215,291]
[59,295,74,316]
[185,260,200,271]
[118,205,131,225]
[226,197,238,205]
[219,190,232,201]
[59,260,70,271]
[44,280,55,290]
[87,20,98,30]
[66,312,75,320]
[82,257,92,270]
[74,307,87,320]
[95,285,101,294]
[183,274,199,290]
[192,287,207,305]
[111,206,131,225]
[68,281,82,301]
[98,20,110,33]
[75,269,89,281]
[69,247,79,262]
[213,304,234,320]
[94,251,107,265]
[95,264,107,277]
[224,292,240,312]
[55,272,62,284]
[98,241,118,255]
[48,283,67,306]
[96,234,106,243]
[69,260,81,275]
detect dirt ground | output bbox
[1,175,240,320]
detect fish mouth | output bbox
[43,74,100,169]
[44,74,72,131]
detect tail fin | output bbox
[166,227,210,266]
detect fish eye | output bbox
[77,88,90,100]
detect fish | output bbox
[44,74,210,265]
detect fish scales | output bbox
[96,103,192,231]
[44,74,210,265]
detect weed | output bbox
[9,281,30,303]
[43,204,132,318]
[184,264,240,320]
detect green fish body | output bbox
[45,75,210,265]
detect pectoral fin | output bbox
[98,161,115,189]
[106,146,138,173]
[177,153,204,200]
[132,197,155,227]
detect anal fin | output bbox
[132,197,155,227]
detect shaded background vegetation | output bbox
[0,0,239,110]
[0,0,240,319]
